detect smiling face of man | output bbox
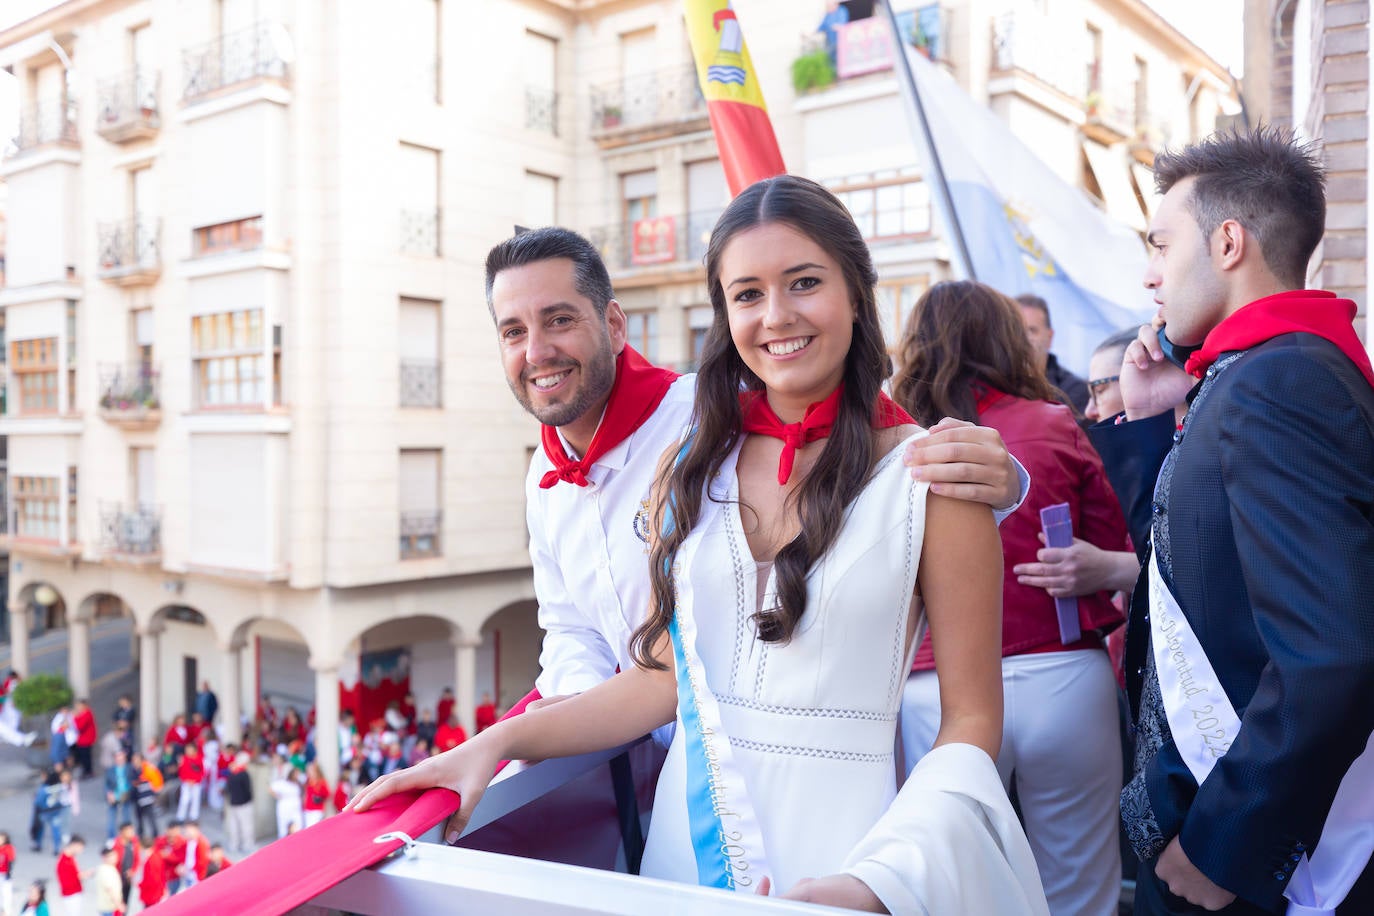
[490,257,626,453]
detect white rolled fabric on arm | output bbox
[841,743,1050,916]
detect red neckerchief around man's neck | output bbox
[739,385,915,485]
[1184,289,1374,388]
[538,346,679,489]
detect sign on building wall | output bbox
[631,216,676,265]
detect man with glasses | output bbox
[1084,328,1137,423]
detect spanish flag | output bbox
[683,1,786,197]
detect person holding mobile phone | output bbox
[1089,128,1374,916]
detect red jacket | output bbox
[912,395,1130,670]
[434,722,467,752]
[303,777,330,811]
[56,852,81,896]
[72,707,97,747]
[179,755,205,784]
[475,703,497,732]
[188,835,212,881]
[138,849,168,906]
[332,782,349,813]
[163,724,189,747]
[435,697,454,727]
[112,836,142,875]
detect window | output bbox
[625,310,659,363]
[65,300,77,411]
[830,170,931,242]
[875,276,930,352]
[399,449,442,559]
[399,298,442,408]
[687,305,713,370]
[522,171,558,230]
[192,216,263,256]
[13,476,61,540]
[191,309,265,408]
[622,170,658,225]
[67,465,78,544]
[525,30,558,133]
[12,338,59,414]
[1133,56,1148,128]
[400,144,441,256]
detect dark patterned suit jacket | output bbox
[1090,332,1374,914]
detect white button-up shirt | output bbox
[528,374,1030,696]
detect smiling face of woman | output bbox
[718,222,856,422]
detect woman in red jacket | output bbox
[302,762,330,828]
[892,280,1133,916]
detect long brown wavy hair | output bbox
[892,280,1061,426]
[629,175,893,668]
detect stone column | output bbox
[6,601,30,680]
[311,662,341,785]
[138,627,161,749]
[219,643,244,746]
[452,634,481,736]
[68,618,91,701]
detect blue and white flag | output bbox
[892,29,1154,375]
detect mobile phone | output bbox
[1156,326,1199,371]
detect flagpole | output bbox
[878,0,976,281]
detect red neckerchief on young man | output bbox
[1184,289,1374,388]
[538,345,680,489]
[740,385,915,485]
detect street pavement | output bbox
[0,619,269,914]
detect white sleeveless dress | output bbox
[641,431,930,890]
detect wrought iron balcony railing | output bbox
[525,86,558,135]
[13,96,79,154]
[96,69,161,142]
[991,10,1089,100]
[587,210,723,274]
[399,359,442,408]
[97,217,161,283]
[182,22,291,102]
[400,208,441,256]
[400,509,442,560]
[589,64,705,134]
[99,502,161,556]
[98,364,161,424]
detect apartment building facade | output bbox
[0,0,1237,782]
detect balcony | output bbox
[10,96,79,157]
[400,209,441,257]
[589,65,706,149]
[400,510,442,560]
[96,70,161,143]
[990,10,1088,102]
[399,359,442,408]
[1082,92,1134,146]
[182,22,291,104]
[98,502,161,560]
[587,210,722,277]
[97,217,162,286]
[794,8,943,94]
[525,86,558,135]
[98,364,161,429]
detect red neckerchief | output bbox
[740,385,915,485]
[1184,289,1374,387]
[973,383,1010,415]
[538,345,680,489]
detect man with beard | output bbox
[484,227,1030,709]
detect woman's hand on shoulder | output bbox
[903,418,1019,510]
[345,735,503,843]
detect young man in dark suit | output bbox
[1090,128,1374,915]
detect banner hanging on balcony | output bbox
[885,8,1153,375]
[683,1,786,197]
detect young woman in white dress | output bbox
[350,176,1046,914]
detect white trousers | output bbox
[902,649,1122,916]
[176,781,202,821]
[225,802,255,853]
[303,809,325,829]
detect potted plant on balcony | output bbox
[1084,91,1103,118]
[791,47,838,93]
[11,673,73,768]
[601,104,623,129]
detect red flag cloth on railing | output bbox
[683,1,786,196]
[148,690,545,915]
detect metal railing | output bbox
[525,86,558,134]
[400,208,441,256]
[991,10,1088,100]
[99,502,161,556]
[400,510,442,559]
[589,64,706,133]
[98,363,160,412]
[182,22,291,102]
[96,69,160,134]
[97,217,161,275]
[587,209,723,273]
[399,360,442,408]
[13,96,79,153]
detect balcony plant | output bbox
[1085,91,1103,117]
[791,48,837,93]
[601,104,623,128]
